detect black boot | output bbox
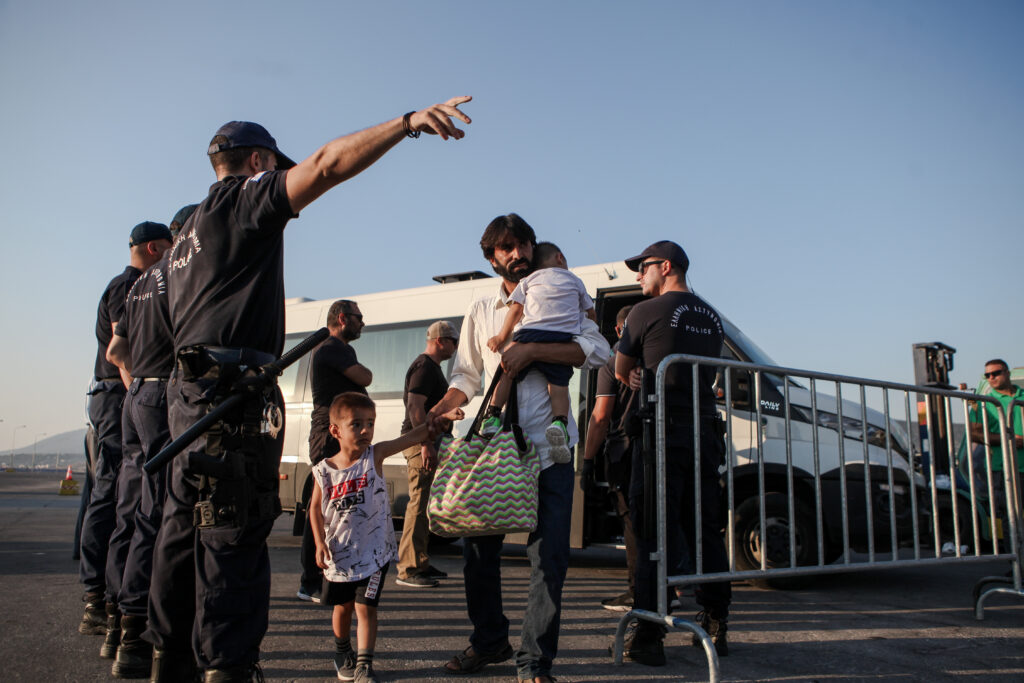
[112,614,152,678]
[79,591,106,635]
[623,620,666,666]
[204,662,264,682]
[150,647,198,682]
[100,603,122,658]
[692,609,729,656]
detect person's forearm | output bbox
[524,341,585,367]
[429,387,468,418]
[583,418,609,461]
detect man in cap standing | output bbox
[615,240,731,664]
[395,320,459,588]
[78,222,172,639]
[146,97,472,683]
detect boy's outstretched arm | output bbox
[373,408,465,471]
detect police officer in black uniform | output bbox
[105,206,196,678]
[145,96,473,683]
[614,240,732,665]
[78,222,172,638]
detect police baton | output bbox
[636,368,658,541]
[144,327,330,474]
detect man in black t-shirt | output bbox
[104,206,195,677]
[396,320,459,588]
[615,240,731,665]
[78,221,171,640]
[147,97,472,682]
[297,299,372,602]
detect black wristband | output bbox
[402,111,420,139]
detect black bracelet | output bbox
[402,111,420,139]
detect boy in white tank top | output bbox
[309,392,462,682]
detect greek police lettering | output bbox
[168,227,202,275]
[669,304,690,327]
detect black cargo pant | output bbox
[144,358,283,671]
[116,378,172,617]
[629,419,731,620]
[80,379,127,594]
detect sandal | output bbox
[444,642,514,674]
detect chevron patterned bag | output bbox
[427,369,539,537]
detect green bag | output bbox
[427,368,539,537]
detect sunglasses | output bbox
[638,259,665,273]
[984,369,1005,379]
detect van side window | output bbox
[351,318,463,400]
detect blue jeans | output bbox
[462,462,574,679]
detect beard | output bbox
[341,326,361,342]
[492,257,532,284]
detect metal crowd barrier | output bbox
[611,356,1024,682]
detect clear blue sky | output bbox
[1,0,1022,446]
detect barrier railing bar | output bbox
[836,380,850,564]
[924,397,941,557]
[692,363,704,576]
[811,377,825,567]
[943,394,962,557]
[755,370,767,572]
[724,366,736,573]
[860,386,876,562]
[882,388,898,562]
[904,389,922,560]
[784,376,798,569]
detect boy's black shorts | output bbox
[322,563,389,607]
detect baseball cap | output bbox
[207,121,296,170]
[169,204,199,239]
[128,221,173,247]
[624,240,689,272]
[427,320,459,341]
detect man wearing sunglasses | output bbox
[968,359,1024,537]
[395,320,460,589]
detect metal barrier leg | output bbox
[612,609,720,683]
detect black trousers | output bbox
[629,425,731,619]
[79,379,127,594]
[144,367,283,670]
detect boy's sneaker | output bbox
[296,585,322,603]
[480,415,501,437]
[353,662,379,683]
[334,650,356,681]
[396,573,439,588]
[545,421,571,463]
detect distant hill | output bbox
[5,428,88,468]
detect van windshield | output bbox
[722,317,778,367]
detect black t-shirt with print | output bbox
[114,254,173,379]
[401,354,449,434]
[595,348,635,461]
[618,291,723,417]
[310,336,368,409]
[167,171,296,357]
[94,265,142,380]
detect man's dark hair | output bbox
[327,299,358,330]
[208,136,274,174]
[480,213,537,260]
[985,358,1010,371]
[533,241,562,266]
[616,304,633,327]
[329,392,376,424]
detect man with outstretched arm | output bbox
[146,96,472,683]
[427,213,611,683]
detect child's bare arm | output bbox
[373,408,465,469]
[308,476,330,569]
[487,301,524,352]
[584,306,596,322]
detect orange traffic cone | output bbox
[59,465,79,496]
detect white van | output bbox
[280,261,919,564]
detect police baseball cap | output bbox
[128,221,173,247]
[169,203,199,239]
[427,320,459,341]
[207,121,297,170]
[624,240,689,272]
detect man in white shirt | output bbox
[428,213,611,683]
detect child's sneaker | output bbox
[353,662,379,683]
[480,415,501,437]
[546,421,571,463]
[334,650,356,681]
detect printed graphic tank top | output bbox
[314,446,397,582]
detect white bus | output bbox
[280,261,919,564]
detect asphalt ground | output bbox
[1,470,1023,682]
